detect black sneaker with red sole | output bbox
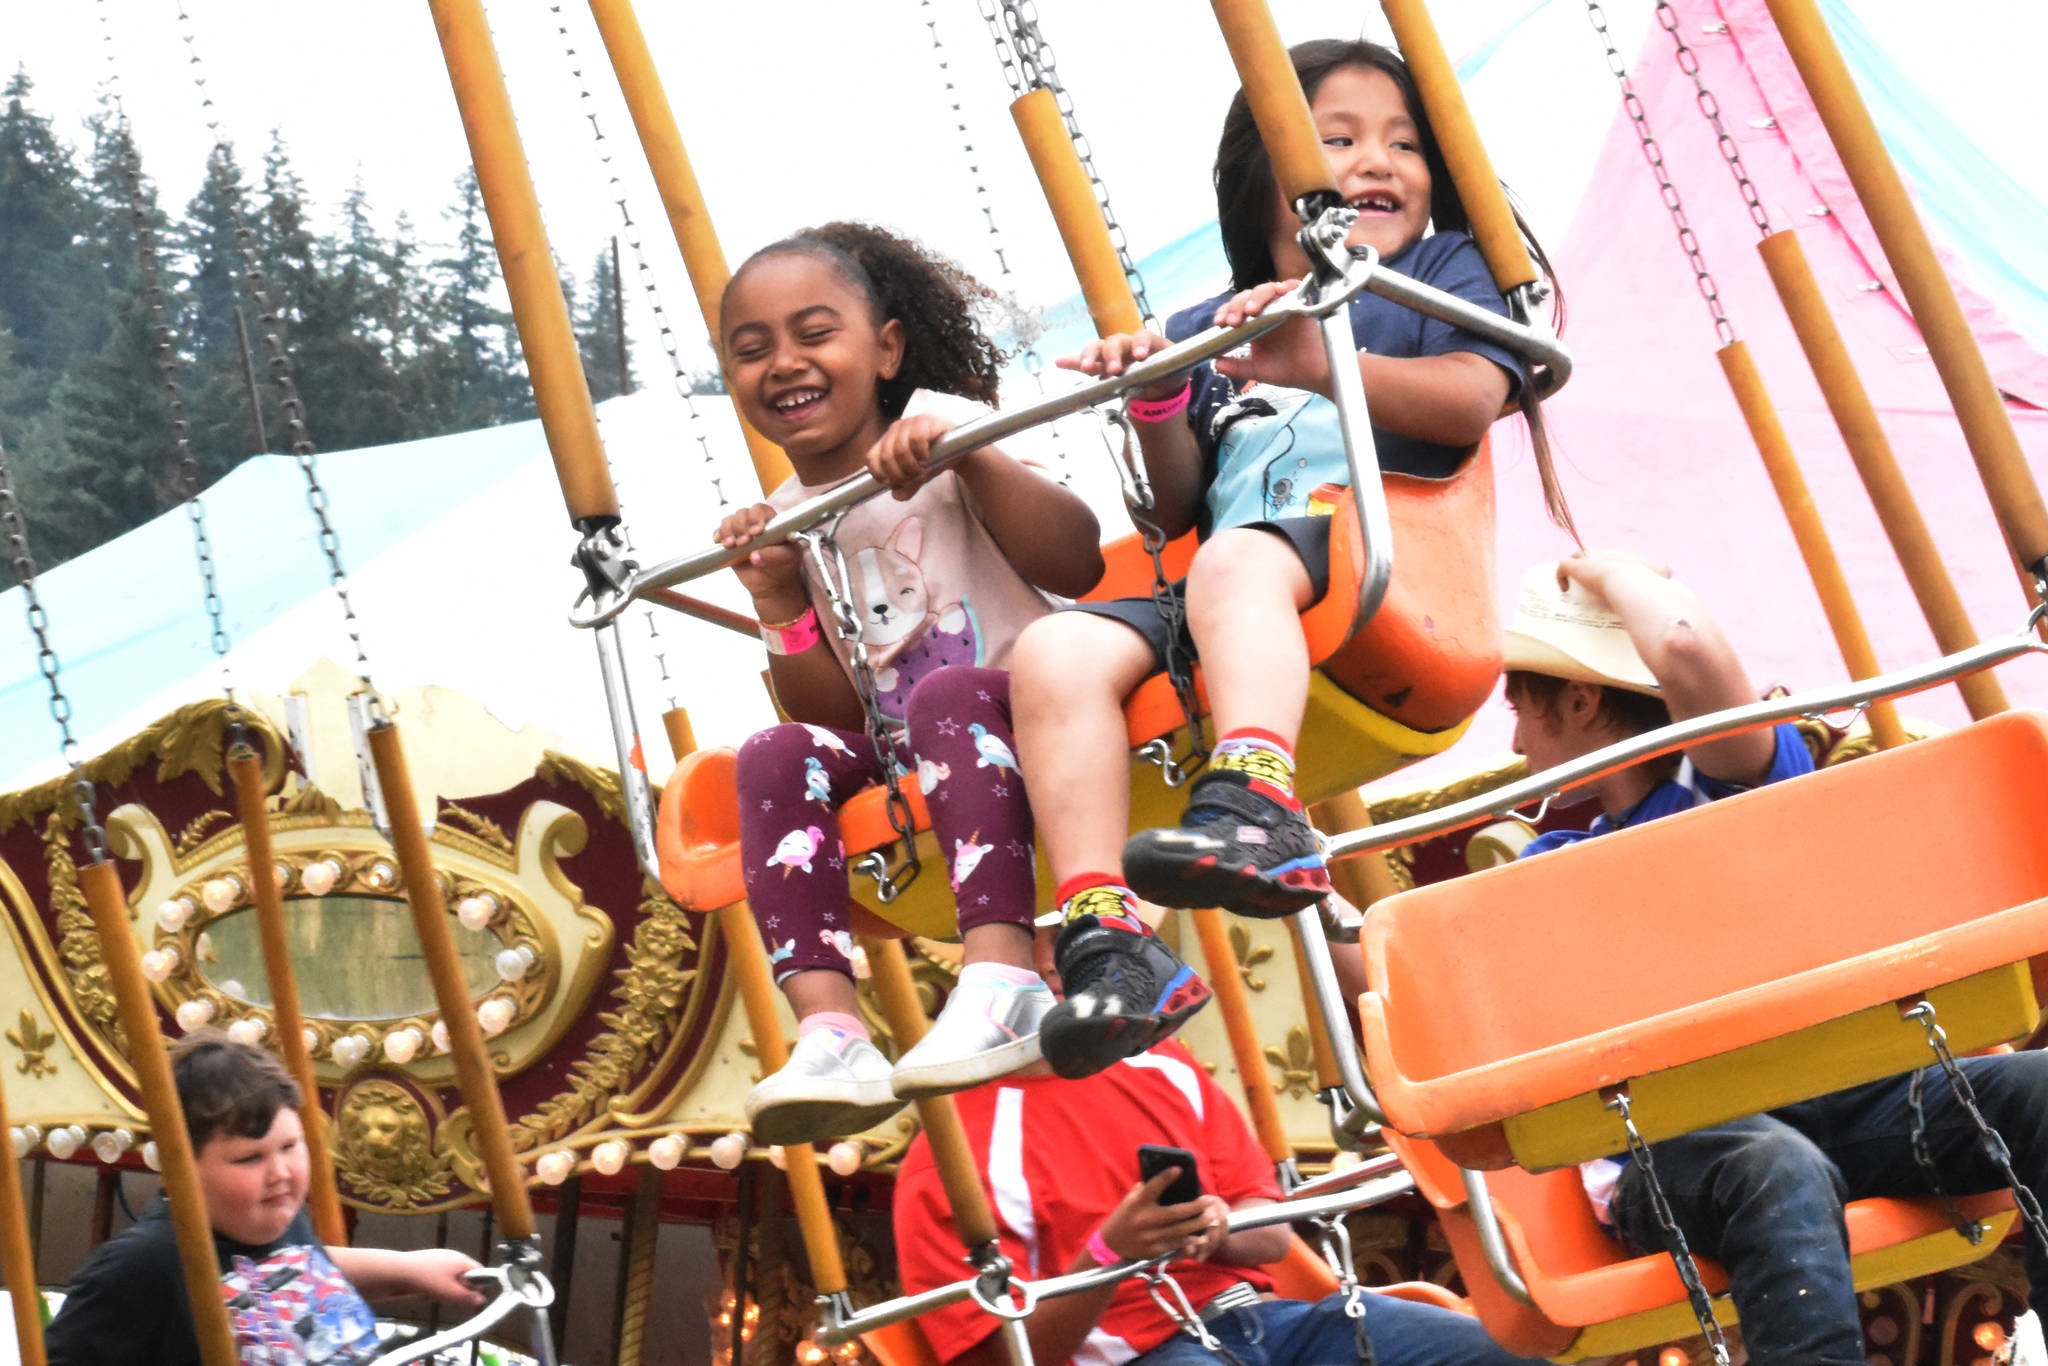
[1122,768,1332,919]
[1039,915,1213,1079]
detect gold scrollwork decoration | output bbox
[1227,921,1272,992]
[1265,1026,1315,1100]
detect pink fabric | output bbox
[1384,0,2048,794]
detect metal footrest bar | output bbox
[813,1170,1418,1346]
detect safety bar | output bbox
[1289,905,1387,1130]
[369,1246,558,1366]
[1360,256,1570,402]
[1285,1150,1406,1200]
[815,1169,1418,1346]
[1459,1169,1535,1306]
[1323,613,2048,865]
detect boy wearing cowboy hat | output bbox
[1504,549,2048,1366]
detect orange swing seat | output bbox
[658,442,1501,934]
[1358,708,2048,1175]
[1385,1129,2016,1362]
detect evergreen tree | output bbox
[179,141,254,363]
[286,177,408,450]
[416,167,525,431]
[0,70,96,388]
[575,244,633,401]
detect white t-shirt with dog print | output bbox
[766,389,1058,726]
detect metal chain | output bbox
[799,524,922,901]
[173,1,375,692]
[1654,1,1773,238]
[1906,1062,1985,1244]
[1581,0,1737,348]
[1905,1003,2048,1252]
[1308,1212,1379,1366]
[1609,1091,1735,1365]
[0,429,110,862]
[975,0,1156,326]
[919,0,1073,485]
[93,6,236,697]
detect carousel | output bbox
[3,1,2048,1364]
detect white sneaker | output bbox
[892,974,1055,1099]
[744,1030,905,1146]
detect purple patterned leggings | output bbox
[736,667,1035,982]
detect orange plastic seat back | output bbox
[1361,709,2048,1166]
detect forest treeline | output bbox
[0,70,640,568]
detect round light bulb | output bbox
[331,1034,372,1068]
[140,946,181,982]
[200,875,242,914]
[382,1027,422,1065]
[536,1150,575,1186]
[798,1343,827,1366]
[300,859,340,897]
[494,945,536,982]
[174,999,215,1032]
[10,1126,40,1159]
[155,897,195,932]
[302,1027,321,1055]
[709,1133,747,1170]
[456,894,497,931]
[476,998,515,1037]
[142,1140,162,1171]
[365,861,396,889]
[92,1129,133,1164]
[430,1020,452,1054]
[648,1135,686,1170]
[591,1140,628,1176]
[272,863,290,892]
[218,978,245,1000]
[766,1145,788,1171]
[44,1126,83,1160]
[826,1141,864,1176]
[226,1017,267,1046]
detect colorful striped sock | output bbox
[1056,873,1147,934]
[1210,727,1299,806]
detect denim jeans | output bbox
[1613,1050,2048,1365]
[1127,1291,1542,1366]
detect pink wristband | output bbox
[761,606,822,656]
[1127,382,1192,424]
[1085,1226,1120,1268]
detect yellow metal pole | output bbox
[426,0,619,528]
[1761,0,2048,587]
[80,858,238,1366]
[1714,342,1907,748]
[583,0,791,492]
[863,939,1003,1250]
[1378,0,1538,293]
[1758,230,2008,719]
[1009,90,1143,337]
[715,902,848,1292]
[0,1070,45,1366]
[1207,0,1340,210]
[1188,909,1293,1162]
[364,721,536,1241]
[227,744,347,1244]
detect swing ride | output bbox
[3,0,2048,1364]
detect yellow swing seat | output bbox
[1358,708,2048,1174]
[658,443,1501,933]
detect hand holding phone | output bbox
[1136,1144,1203,1207]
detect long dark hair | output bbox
[723,222,1004,420]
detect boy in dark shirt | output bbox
[45,1031,483,1366]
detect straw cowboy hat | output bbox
[1501,562,1661,696]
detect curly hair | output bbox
[724,222,1005,420]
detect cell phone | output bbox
[1137,1144,1203,1206]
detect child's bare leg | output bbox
[1125,528,1330,917]
[1182,527,1315,740]
[781,968,862,1021]
[1009,612,1158,882]
[960,921,1033,969]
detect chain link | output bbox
[1654,1,1773,238]
[94,3,235,698]
[1609,1090,1735,1365]
[0,428,110,862]
[172,2,375,693]
[799,524,921,901]
[1581,1,1737,348]
[975,0,1156,326]
[920,0,1073,485]
[1906,1060,1985,1244]
[1905,1003,2048,1252]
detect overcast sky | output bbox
[2,0,2040,395]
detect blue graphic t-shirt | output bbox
[47,1197,380,1366]
[1162,231,1522,536]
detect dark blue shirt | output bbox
[1163,231,1521,535]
